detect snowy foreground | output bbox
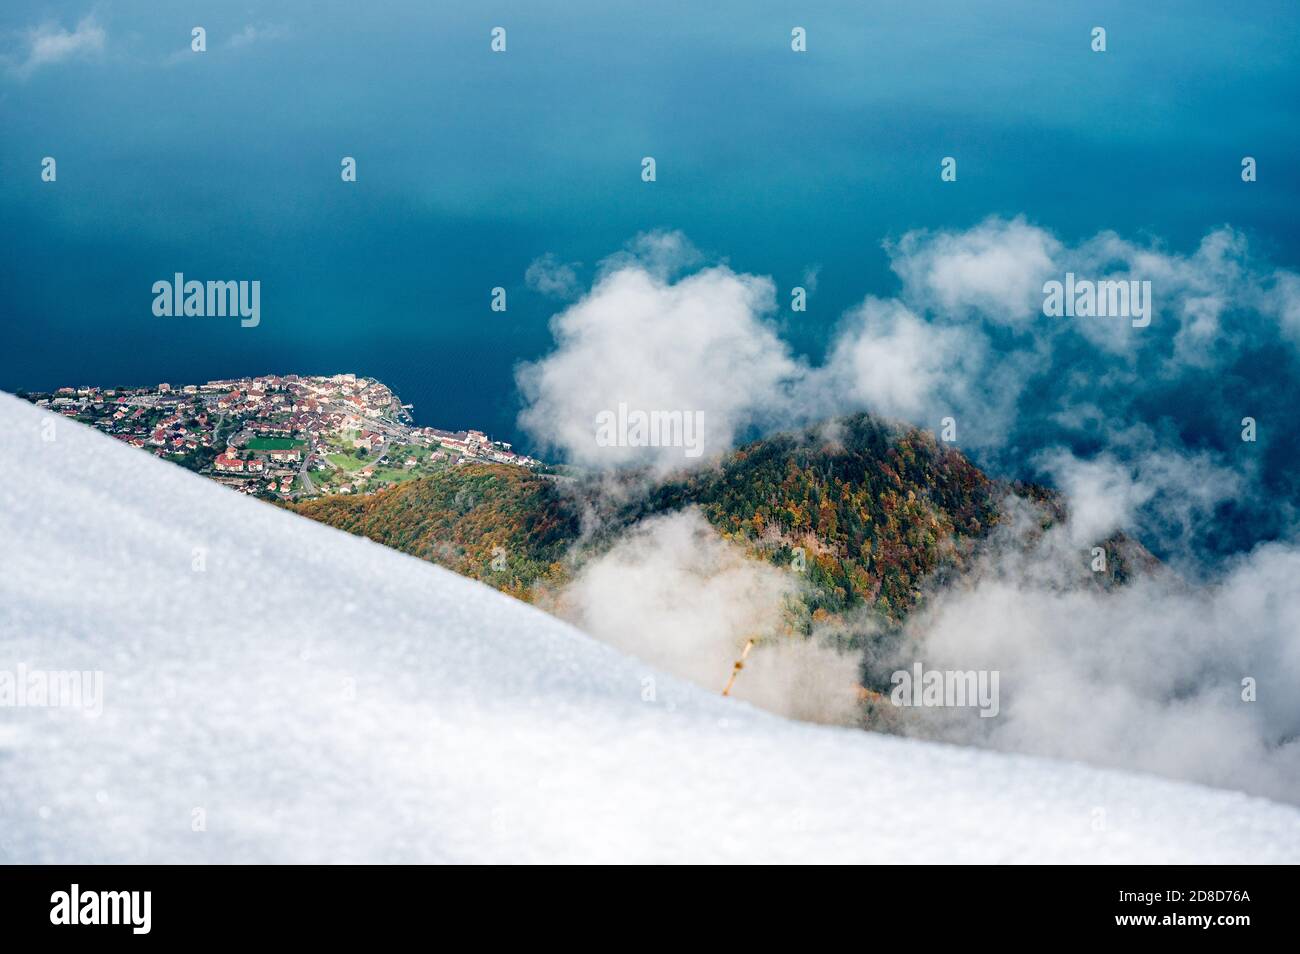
[2,393,1298,864]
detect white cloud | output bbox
[1034,447,1237,553]
[881,517,1300,804]
[10,15,105,78]
[525,254,582,299]
[516,240,803,473]
[1266,270,1300,348]
[597,229,703,281]
[810,293,1044,451]
[546,509,862,725]
[820,297,978,423]
[888,216,1061,326]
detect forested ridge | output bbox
[293,413,1150,624]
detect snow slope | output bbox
[2,391,1298,864]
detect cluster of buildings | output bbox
[418,426,532,467]
[26,372,539,499]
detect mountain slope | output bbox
[296,414,1149,626]
[293,464,580,601]
[3,391,1295,864]
[630,415,1001,622]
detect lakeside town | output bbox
[21,373,540,501]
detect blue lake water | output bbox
[2,0,1297,456]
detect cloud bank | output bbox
[517,221,1300,802]
[544,509,862,726]
[519,220,1300,563]
[868,505,1300,804]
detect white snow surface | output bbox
[2,392,1298,864]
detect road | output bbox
[297,457,317,495]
